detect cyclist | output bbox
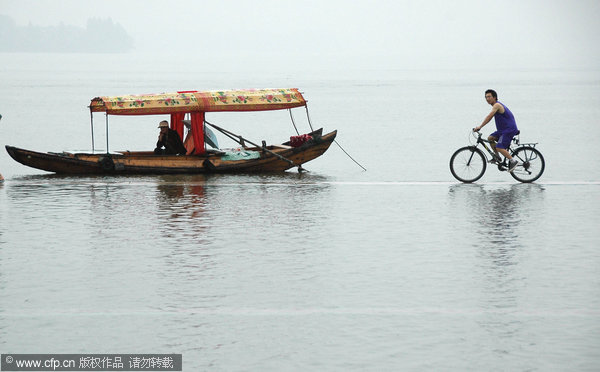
[473,89,519,172]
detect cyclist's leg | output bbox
[497,147,511,159]
[496,130,516,160]
[488,131,500,160]
[496,130,520,171]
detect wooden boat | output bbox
[5,88,337,174]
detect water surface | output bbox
[0,54,599,370]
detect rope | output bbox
[303,105,365,172]
[335,139,367,171]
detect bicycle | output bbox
[449,130,545,183]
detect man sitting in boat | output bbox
[154,120,187,155]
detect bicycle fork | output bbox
[466,146,478,166]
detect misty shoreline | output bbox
[0,14,133,53]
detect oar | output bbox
[205,121,306,172]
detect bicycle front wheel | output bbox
[450,146,487,183]
[510,146,545,183]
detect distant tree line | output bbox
[0,15,133,53]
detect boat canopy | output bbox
[89,88,306,115]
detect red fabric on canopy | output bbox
[191,112,205,155]
[170,113,185,140]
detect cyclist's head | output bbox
[485,89,497,99]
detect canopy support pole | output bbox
[90,111,95,154]
[288,109,300,135]
[105,113,109,154]
[305,104,315,132]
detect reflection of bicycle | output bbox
[450,131,545,183]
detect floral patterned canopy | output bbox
[89,88,306,115]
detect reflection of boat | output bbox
[6,88,337,174]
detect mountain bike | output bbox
[449,130,545,183]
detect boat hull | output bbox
[6,130,336,175]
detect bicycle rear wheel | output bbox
[450,146,487,183]
[510,146,545,183]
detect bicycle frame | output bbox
[475,134,496,156]
[471,132,537,169]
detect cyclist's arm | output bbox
[474,103,501,131]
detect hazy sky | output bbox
[1,0,599,69]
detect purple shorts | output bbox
[490,129,518,149]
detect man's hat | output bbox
[158,121,169,128]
